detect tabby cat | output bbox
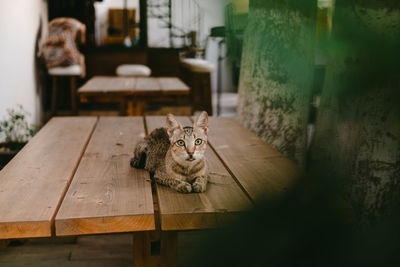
[130,111,209,193]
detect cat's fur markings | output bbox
[131,111,209,193]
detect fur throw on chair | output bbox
[41,18,86,77]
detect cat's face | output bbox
[166,111,208,165]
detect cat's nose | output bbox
[187,153,195,161]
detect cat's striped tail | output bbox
[130,139,148,169]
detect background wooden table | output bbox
[78,77,190,115]
[0,116,302,266]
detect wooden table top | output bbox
[0,116,302,239]
[78,76,190,96]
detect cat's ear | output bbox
[166,113,183,137]
[194,111,208,134]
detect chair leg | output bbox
[127,100,135,116]
[51,76,58,116]
[119,99,127,116]
[70,76,78,115]
[135,100,145,116]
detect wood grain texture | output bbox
[145,116,252,231]
[78,77,189,100]
[78,76,136,94]
[157,77,189,94]
[0,117,97,239]
[55,117,155,236]
[135,78,160,93]
[207,117,303,202]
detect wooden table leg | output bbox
[160,231,178,267]
[120,99,127,116]
[127,100,135,116]
[133,231,178,267]
[133,232,152,267]
[135,100,145,116]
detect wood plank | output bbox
[0,117,97,239]
[135,77,161,93]
[207,117,303,202]
[145,116,252,231]
[55,117,155,236]
[78,76,136,94]
[157,77,189,94]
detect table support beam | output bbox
[133,232,152,267]
[133,231,178,267]
[160,231,178,267]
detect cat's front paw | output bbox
[175,181,192,193]
[192,182,207,193]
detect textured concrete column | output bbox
[309,0,400,223]
[237,0,317,166]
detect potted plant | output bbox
[0,105,39,169]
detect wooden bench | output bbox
[78,76,190,115]
[0,116,303,266]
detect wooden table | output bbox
[0,116,302,266]
[78,76,190,115]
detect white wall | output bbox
[0,0,48,129]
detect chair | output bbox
[41,17,86,116]
[180,58,215,115]
[48,65,83,115]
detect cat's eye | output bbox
[176,140,185,146]
[195,138,202,145]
